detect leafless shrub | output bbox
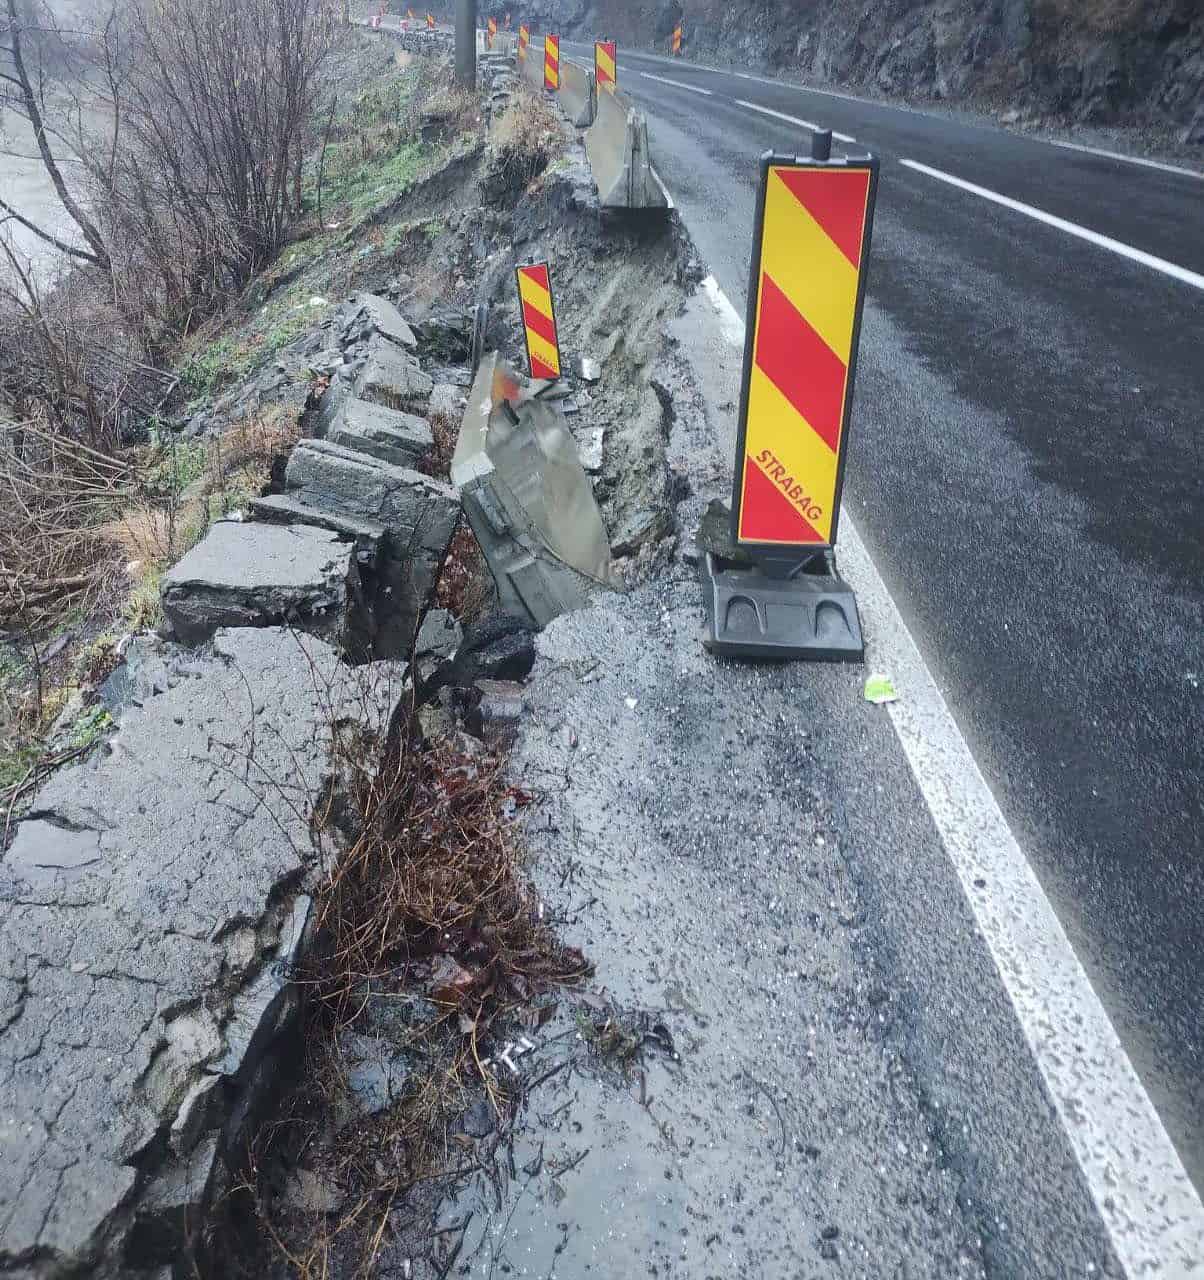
[482,88,562,205]
[93,0,340,341]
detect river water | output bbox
[0,102,87,287]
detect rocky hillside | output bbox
[486,0,1204,141]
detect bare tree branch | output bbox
[2,0,110,271]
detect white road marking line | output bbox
[735,99,856,143]
[700,274,744,345]
[1047,138,1203,179]
[640,72,713,96]
[683,192,1204,1272]
[649,165,675,209]
[901,158,1204,291]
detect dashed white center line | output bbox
[640,72,713,96]
[734,99,856,143]
[1047,138,1203,179]
[901,157,1204,291]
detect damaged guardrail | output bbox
[583,83,667,210]
[451,353,615,628]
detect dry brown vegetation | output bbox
[213,700,589,1277]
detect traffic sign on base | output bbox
[702,143,879,662]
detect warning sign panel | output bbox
[733,155,878,551]
[517,262,561,381]
[595,40,616,90]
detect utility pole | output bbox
[456,0,476,89]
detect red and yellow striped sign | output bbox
[426,11,434,28]
[594,40,616,90]
[734,157,878,550]
[544,33,559,90]
[517,263,561,381]
[487,15,496,45]
[517,22,529,58]
[671,23,682,54]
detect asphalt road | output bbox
[562,35,1204,1239]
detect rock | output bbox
[249,493,386,567]
[327,396,434,470]
[411,310,473,363]
[338,1032,412,1115]
[283,1167,345,1215]
[344,293,418,350]
[429,382,465,419]
[161,521,360,649]
[694,498,757,569]
[465,678,526,748]
[461,1099,495,1139]
[123,1135,220,1269]
[454,611,536,685]
[576,425,604,474]
[416,608,462,659]
[354,334,434,414]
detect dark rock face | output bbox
[496,0,1204,132]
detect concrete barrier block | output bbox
[451,354,614,629]
[558,59,595,128]
[584,86,669,210]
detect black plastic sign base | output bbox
[700,551,864,662]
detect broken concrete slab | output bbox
[342,293,418,350]
[0,628,405,1278]
[327,395,434,470]
[284,439,459,657]
[249,493,386,567]
[354,333,434,414]
[451,354,616,630]
[284,440,458,557]
[416,608,462,659]
[161,521,359,648]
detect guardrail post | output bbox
[455,0,476,88]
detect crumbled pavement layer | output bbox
[444,580,991,1277]
[283,439,459,657]
[0,628,405,1277]
[160,521,360,648]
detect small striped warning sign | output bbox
[544,33,560,90]
[518,22,529,59]
[733,155,878,550]
[425,11,434,28]
[487,15,496,45]
[595,40,616,90]
[517,263,561,381]
[671,23,682,54]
